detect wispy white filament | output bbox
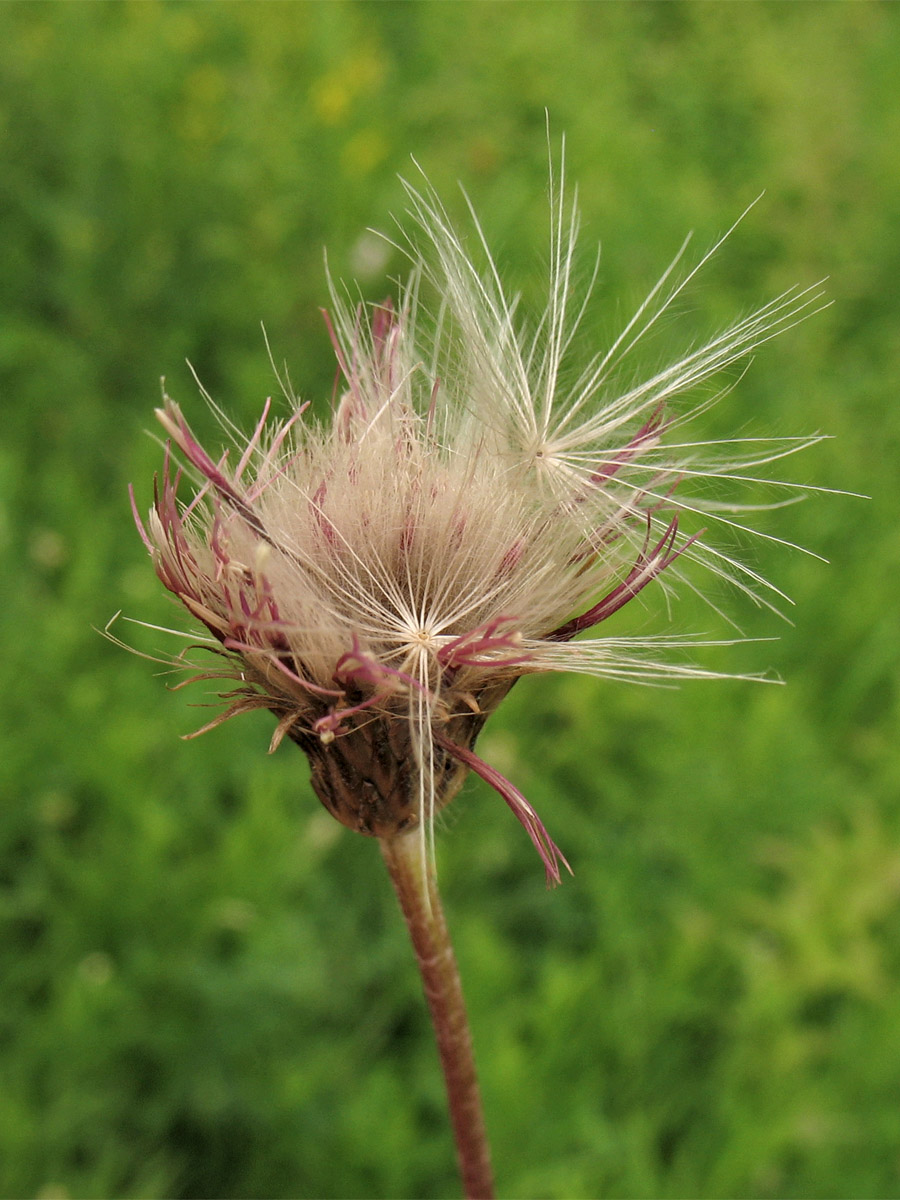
[129,156,829,880]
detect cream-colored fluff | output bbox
[129,163,826,883]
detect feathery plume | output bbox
[129,161,826,884]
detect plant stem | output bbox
[380,832,495,1200]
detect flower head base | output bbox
[130,169,826,884]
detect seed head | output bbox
[128,164,826,884]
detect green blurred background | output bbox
[1,3,897,1197]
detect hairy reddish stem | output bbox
[380,833,495,1200]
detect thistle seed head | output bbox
[129,165,826,884]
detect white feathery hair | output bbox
[126,151,829,882]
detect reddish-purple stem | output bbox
[380,833,495,1200]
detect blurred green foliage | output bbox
[1,2,898,1197]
